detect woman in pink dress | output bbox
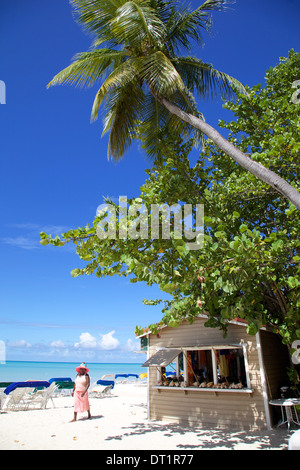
[71,363,91,421]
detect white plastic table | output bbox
[269,398,300,430]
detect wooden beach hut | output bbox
[138,315,291,430]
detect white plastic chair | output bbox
[0,390,7,411]
[26,382,57,409]
[91,384,113,398]
[3,387,33,411]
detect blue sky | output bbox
[0,0,299,363]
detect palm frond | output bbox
[71,0,166,48]
[198,0,235,12]
[110,0,165,48]
[137,87,203,160]
[91,58,139,121]
[162,0,234,54]
[103,80,145,160]
[197,0,235,32]
[172,56,246,100]
[140,51,185,97]
[150,0,173,24]
[165,88,203,140]
[164,6,208,54]
[47,49,127,88]
[137,91,170,158]
[70,0,126,42]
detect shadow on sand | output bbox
[105,420,291,450]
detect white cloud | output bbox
[75,332,98,349]
[50,340,65,348]
[74,330,120,351]
[99,330,120,350]
[1,223,70,250]
[7,339,32,348]
[2,236,39,250]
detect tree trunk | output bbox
[153,92,300,210]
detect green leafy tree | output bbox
[47,0,300,208]
[42,51,300,346]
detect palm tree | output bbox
[48,0,300,209]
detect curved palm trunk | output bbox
[153,92,300,209]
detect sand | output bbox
[0,383,294,450]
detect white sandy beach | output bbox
[0,383,293,450]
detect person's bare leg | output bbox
[70,412,77,422]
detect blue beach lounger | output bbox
[96,379,115,389]
[3,381,54,411]
[49,377,72,384]
[92,379,115,397]
[115,374,129,382]
[4,381,50,395]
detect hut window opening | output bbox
[184,347,247,389]
[150,345,250,390]
[185,350,213,387]
[156,353,184,387]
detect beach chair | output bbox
[3,387,33,411]
[25,382,57,409]
[0,390,7,411]
[55,381,75,396]
[4,381,50,395]
[49,377,72,384]
[91,379,115,398]
[91,384,113,398]
[0,382,13,389]
[0,383,12,410]
[115,374,129,383]
[127,374,139,383]
[96,379,115,389]
[101,374,115,380]
[2,381,52,411]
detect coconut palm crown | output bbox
[48,0,244,160]
[48,0,300,208]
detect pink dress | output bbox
[74,374,90,413]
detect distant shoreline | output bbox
[0,361,144,383]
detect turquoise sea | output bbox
[0,361,144,385]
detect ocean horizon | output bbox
[0,360,144,384]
